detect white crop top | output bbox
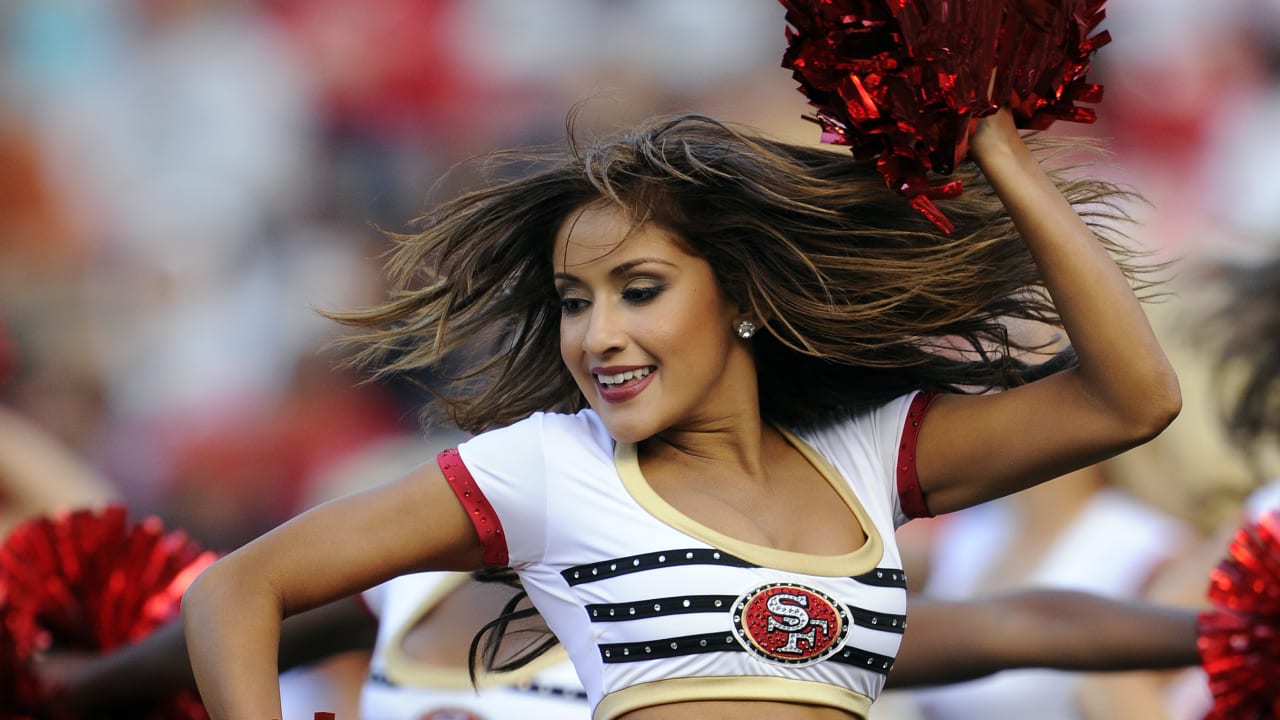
[440,392,928,720]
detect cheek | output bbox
[559,321,590,383]
[558,321,577,364]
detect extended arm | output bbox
[35,595,377,716]
[182,462,483,719]
[917,111,1180,514]
[887,590,1200,688]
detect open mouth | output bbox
[595,367,654,387]
[592,366,656,403]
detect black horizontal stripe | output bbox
[600,632,739,663]
[851,567,907,588]
[562,549,908,590]
[586,593,905,636]
[829,645,896,673]
[512,682,589,702]
[847,605,907,634]
[598,633,894,675]
[562,549,754,586]
[586,594,737,622]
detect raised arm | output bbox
[181,462,483,720]
[886,590,1200,688]
[916,110,1181,514]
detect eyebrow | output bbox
[553,257,678,283]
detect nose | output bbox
[582,301,626,356]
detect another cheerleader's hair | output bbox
[466,567,559,683]
[1210,255,1280,458]
[326,111,1156,433]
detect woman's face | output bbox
[553,202,754,443]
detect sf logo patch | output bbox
[731,582,850,666]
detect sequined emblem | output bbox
[731,582,850,666]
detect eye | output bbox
[621,284,666,304]
[557,296,589,316]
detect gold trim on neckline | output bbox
[613,426,883,576]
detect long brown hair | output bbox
[326,112,1150,432]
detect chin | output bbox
[594,411,661,445]
[601,421,656,445]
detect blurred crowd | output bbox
[0,0,795,549]
[3,1,1280,719]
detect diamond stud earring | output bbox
[736,320,757,339]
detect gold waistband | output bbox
[594,676,870,720]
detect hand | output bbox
[30,650,97,720]
[968,107,1022,165]
[28,633,195,718]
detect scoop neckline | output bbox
[613,424,884,577]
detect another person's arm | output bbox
[0,406,117,532]
[887,590,1200,688]
[36,595,376,716]
[916,110,1180,514]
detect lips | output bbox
[593,366,656,404]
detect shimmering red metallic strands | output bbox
[437,448,509,567]
[0,505,217,719]
[0,582,41,717]
[779,0,1108,233]
[1198,509,1280,720]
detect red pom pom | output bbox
[0,505,217,719]
[0,581,43,714]
[779,0,1109,233]
[1198,510,1280,720]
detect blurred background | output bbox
[0,0,817,550]
[3,1,1280,717]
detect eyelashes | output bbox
[621,284,666,303]
[558,297,588,315]
[556,284,668,316]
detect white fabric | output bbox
[358,572,589,720]
[453,394,921,718]
[1246,479,1280,520]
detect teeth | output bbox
[597,368,652,386]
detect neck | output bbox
[640,409,787,487]
[636,344,772,479]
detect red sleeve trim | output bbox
[437,448,510,567]
[897,392,939,520]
